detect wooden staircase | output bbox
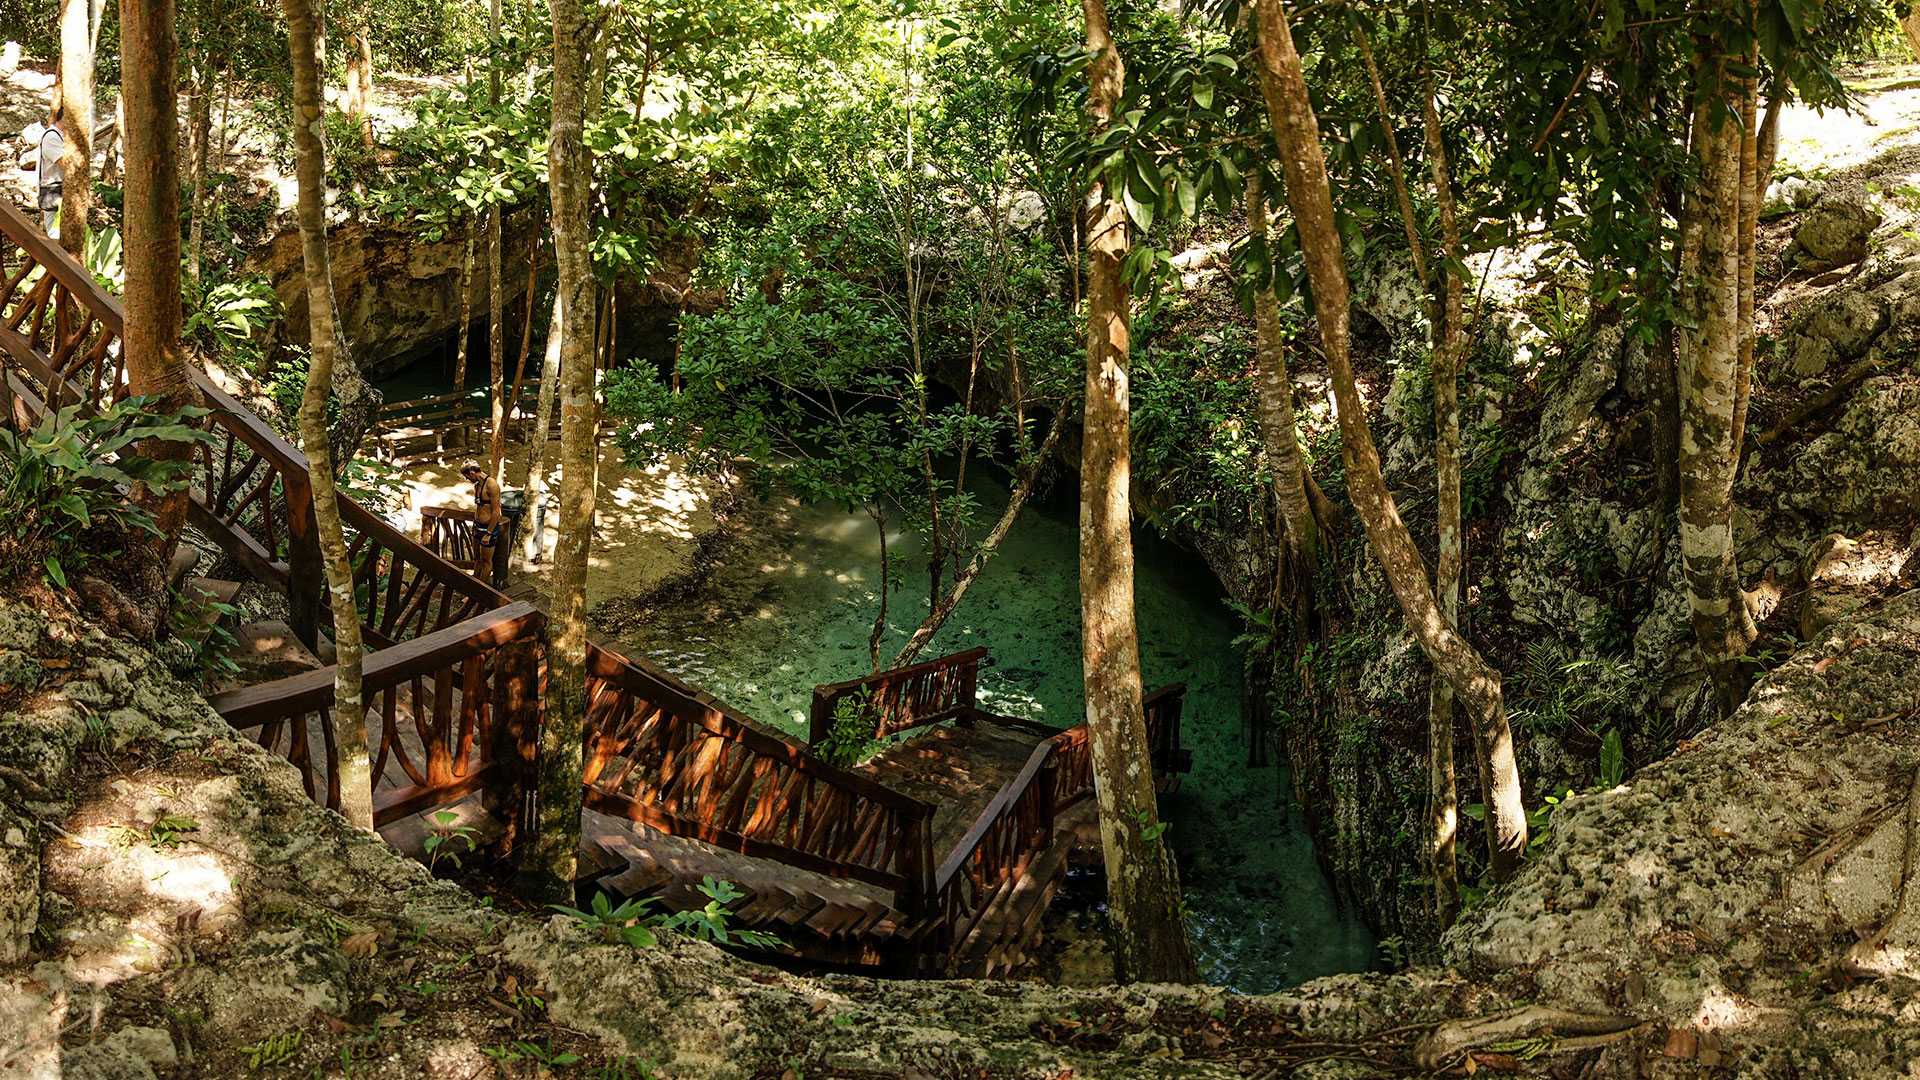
[0,198,1190,978]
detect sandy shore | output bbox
[390,437,743,606]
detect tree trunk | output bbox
[186,62,211,285]
[1242,172,1317,570]
[453,227,476,393]
[485,0,507,486]
[56,0,92,261]
[523,30,605,568]
[530,0,597,899]
[889,416,1065,669]
[1079,0,1195,984]
[1731,49,1760,459]
[344,26,375,150]
[1252,0,1528,880]
[117,0,202,627]
[282,0,374,832]
[1421,80,1466,925]
[1677,49,1757,695]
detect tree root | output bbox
[1413,1006,1643,1070]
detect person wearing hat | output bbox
[459,462,503,581]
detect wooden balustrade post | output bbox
[283,469,325,650]
[807,686,835,748]
[898,805,934,921]
[485,632,543,861]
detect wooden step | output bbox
[217,619,324,692]
[950,836,1071,977]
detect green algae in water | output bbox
[620,478,1375,992]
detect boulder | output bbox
[1794,192,1883,269]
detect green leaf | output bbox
[44,556,67,590]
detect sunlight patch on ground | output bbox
[393,436,730,603]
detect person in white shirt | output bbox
[36,105,64,235]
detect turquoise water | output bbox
[616,475,1375,992]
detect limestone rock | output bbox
[1773,376,1920,525]
[1766,175,1828,215]
[1794,192,1883,269]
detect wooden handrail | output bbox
[934,737,1056,889]
[808,646,988,746]
[0,201,125,336]
[586,644,932,816]
[211,601,545,725]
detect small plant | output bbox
[1133,808,1170,844]
[166,585,241,689]
[481,1038,582,1069]
[551,890,667,950]
[553,877,783,953]
[816,689,879,767]
[147,812,200,850]
[423,809,479,873]
[656,877,785,950]
[0,397,213,589]
[241,1029,301,1071]
[1598,729,1626,788]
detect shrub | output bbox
[0,397,214,589]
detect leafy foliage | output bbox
[0,398,214,589]
[550,877,782,953]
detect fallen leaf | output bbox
[1663,1027,1698,1059]
[341,932,379,959]
[38,658,69,670]
[1814,657,1837,675]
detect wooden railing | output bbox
[1049,683,1190,814]
[0,201,125,415]
[808,646,986,746]
[342,498,506,648]
[420,504,486,576]
[209,603,545,838]
[583,643,937,903]
[924,738,1057,968]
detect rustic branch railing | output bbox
[209,603,545,839]
[1049,683,1190,815]
[924,739,1057,968]
[0,201,125,415]
[420,505,485,575]
[583,642,937,905]
[808,646,987,746]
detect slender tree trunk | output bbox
[889,416,1065,669]
[56,0,92,261]
[1731,49,1760,459]
[344,26,375,150]
[1252,0,1528,879]
[503,233,540,425]
[118,0,202,627]
[186,61,212,285]
[486,0,507,486]
[1079,0,1195,984]
[523,30,605,567]
[1422,81,1467,926]
[868,507,891,672]
[282,0,374,832]
[1243,172,1317,569]
[1677,50,1757,696]
[1354,21,1464,919]
[453,227,476,393]
[530,0,596,899]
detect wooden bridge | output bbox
[0,202,1188,976]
